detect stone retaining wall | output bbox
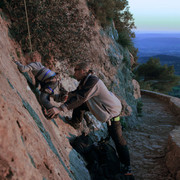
[141,90,180,180]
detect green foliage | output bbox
[120,117,127,129]
[0,9,8,20]
[118,31,133,48]
[114,7,135,38]
[87,0,116,27]
[1,0,138,66]
[134,57,180,93]
[114,6,136,51]
[1,0,96,63]
[16,48,21,58]
[122,53,131,68]
[169,85,180,98]
[138,81,153,91]
[87,0,137,63]
[137,100,143,117]
[87,0,130,28]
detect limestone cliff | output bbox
[0,1,140,179]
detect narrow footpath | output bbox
[125,94,180,180]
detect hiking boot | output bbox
[65,116,80,129]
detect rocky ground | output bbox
[125,94,180,180]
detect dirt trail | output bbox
[125,94,180,180]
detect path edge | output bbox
[141,89,180,179]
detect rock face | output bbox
[166,127,180,180]
[0,13,87,180]
[132,79,141,99]
[0,1,140,179]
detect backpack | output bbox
[71,134,126,180]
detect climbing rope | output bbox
[23,0,33,53]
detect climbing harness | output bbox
[111,116,120,122]
[107,116,120,126]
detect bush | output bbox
[118,31,133,48]
[120,117,127,129]
[137,100,143,117]
[87,0,117,27]
[1,0,96,63]
[169,85,180,98]
[134,57,180,93]
[87,0,137,63]
[87,0,135,36]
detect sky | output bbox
[128,0,180,33]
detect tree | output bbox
[87,0,137,63]
[134,57,180,93]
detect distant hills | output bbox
[134,33,180,75]
[134,33,180,57]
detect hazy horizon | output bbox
[133,30,180,34]
[133,33,180,58]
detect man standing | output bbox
[48,62,132,175]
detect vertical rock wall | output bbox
[0,14,91,180]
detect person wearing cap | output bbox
[48,62,132,175]
[13,52,67,118]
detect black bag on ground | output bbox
[71,134,134,180]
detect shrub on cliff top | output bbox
[87,0,137,62]
[0,0,96,63]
